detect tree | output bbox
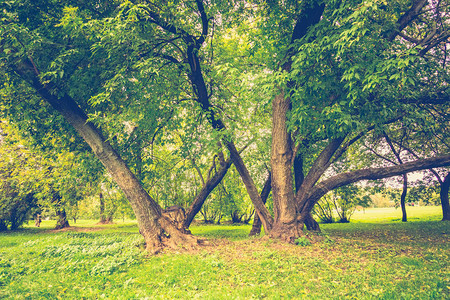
[333,185,371,223]
[240,0,449,241]
[0,1,200,253]
[1,0,449,249]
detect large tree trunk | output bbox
[270,92,301,242]
[401,174,408,222]
[268,1,326,242]
[14,59,197,254]
[441,172,450,221]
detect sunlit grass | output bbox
[1,206,448,299]
[351,206,443,223]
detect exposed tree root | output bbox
[268,221,305,244]
[142,216,205,255]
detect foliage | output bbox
[408,185,440,206]
[294,236,312,247]
[0,120,101,229]
[0,121,40,230]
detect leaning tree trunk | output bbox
[441,172,450,221]
[183,159,231,229]
[14,59,198,254]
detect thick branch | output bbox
[146,9,188,37]
[387,0,429,41]
[305,153,450,210]
[291,1,326,43]
[399,91,450,105]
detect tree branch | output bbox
[195,0,208,46]
[305,153,450,210]
[387,0,429,41]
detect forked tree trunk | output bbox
[14,59,198,254]
[441,172,450,221]
[268,1,326,242]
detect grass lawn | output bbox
[0,207,448,299]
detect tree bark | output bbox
[441,172,450,221]
[226,141,274,231]
[13,59,197,253]
[268,0,326,242]
[401,174,408,222]
[296,138,345,212]
[270,91,300,242]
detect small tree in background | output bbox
[314,185,372,223]
[314,194,335,223]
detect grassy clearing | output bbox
[0,207,449,299]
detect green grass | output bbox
[0,207,449,299]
